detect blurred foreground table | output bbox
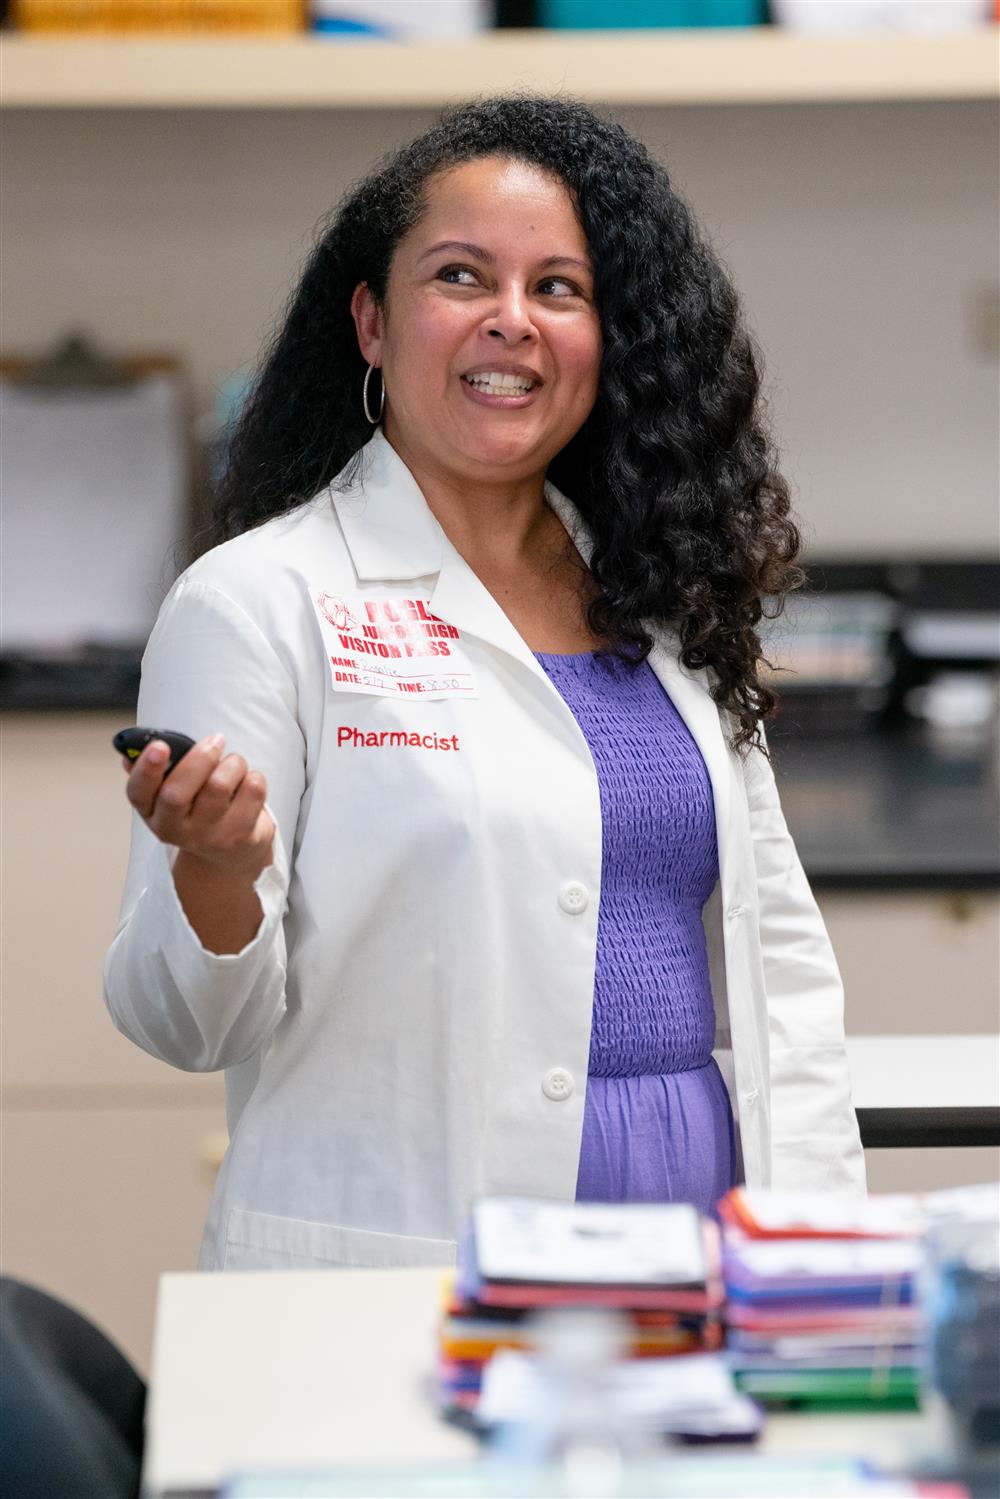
[143,1267,927,1499]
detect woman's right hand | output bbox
[122,733,276,885]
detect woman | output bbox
[104,95,865,1273]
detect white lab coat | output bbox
[104,427,865,1272]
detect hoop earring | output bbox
[363,363,385,425]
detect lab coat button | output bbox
[558,882,589,915]
[743,1089,759,1106]
[542,1067,574,1101]
[727,904,747,920]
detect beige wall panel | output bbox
[864,1146,1000,1195]
[1,713,222,1102]
[1,1105,225,1376]
[819,891,1000,1036]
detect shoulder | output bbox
[144,492,355,684]
[159,492,354,640]
[186,493,351,606]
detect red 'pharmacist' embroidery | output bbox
[336,727,460,752]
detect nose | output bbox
[484,283,536,344]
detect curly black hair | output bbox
[214,93,802,754]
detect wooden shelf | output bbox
[2,26,998,108]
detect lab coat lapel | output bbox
[428,543,544,670]
[330,429,548,670]
[329,429,444,583]
[544,478,734,866]
[645,638,735,893]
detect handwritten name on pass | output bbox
[309,589,478,699]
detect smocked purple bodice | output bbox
[534,648,737,1215]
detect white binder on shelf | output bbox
[1,334,191,653]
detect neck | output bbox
[382,421,555,570]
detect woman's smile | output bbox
[459,370,543,408]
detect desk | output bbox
[846,1034,1000,1148]
[144,1268,927,1499]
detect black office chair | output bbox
[0,1277,146,1499]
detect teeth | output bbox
[466,372,535,393]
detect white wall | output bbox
[4,98,998,557]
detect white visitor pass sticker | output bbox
[310,588,479,699]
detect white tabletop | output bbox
[143,1266,925,1498]
[845,1034,999,1110]
[145,1268,468,1494]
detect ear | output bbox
[350,282,383,367]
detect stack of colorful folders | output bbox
[439,1197,724,1418]
[719,1188,924,1409]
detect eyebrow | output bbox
[417,240,593,275]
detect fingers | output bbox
[216,772,273,853]
[124,734,224,823]
[190,752,250,817]
[122,738,172,815]
[121,733,273,876]
[179,762,273,875]
[189,761,268,850]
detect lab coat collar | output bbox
[330,428,595,595]
[329,428,446,582]
[329,429,587,668]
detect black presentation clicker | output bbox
[112,728,196,777]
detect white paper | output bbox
[0,373,187,649]
[736,1183,1000,1239]
[921,1181,1000,1225]
[479,1349,757,1434]
[726,1237,922,1280]
[473,1198,706,1287]
[734,1191,926,1238]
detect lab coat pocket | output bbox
[222,1207,457,1270]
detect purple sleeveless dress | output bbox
[534,649,737,1218]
